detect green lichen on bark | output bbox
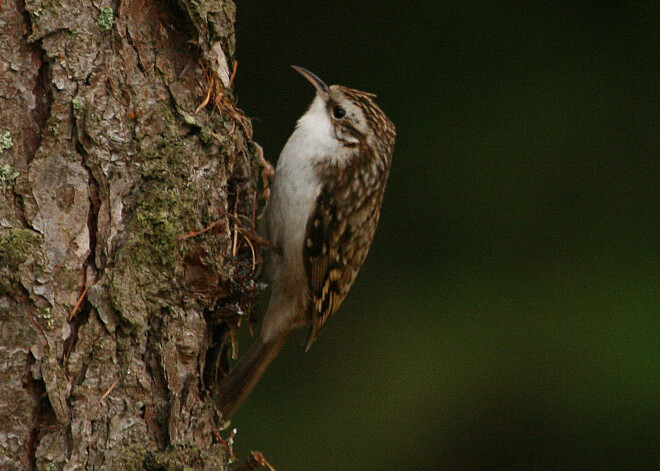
[111,435,227,470]
[142,445,227,471]
[0,163,20,186]
[0,228,41,268]
[96,6,114,31]
[125,136,228,272]
[130,145,199,270]
[0,131,13,152]
[112,444,148,471]
[108,132,234,333]
[0,228,42,295]
[71,97,84,111]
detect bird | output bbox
[213,66,395,418]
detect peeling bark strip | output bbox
[0,1,261,469]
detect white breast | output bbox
[267,94,340,276]
[261,94,340,339]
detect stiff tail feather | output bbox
[213,332,290,418]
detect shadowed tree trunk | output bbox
[0,0,262,469]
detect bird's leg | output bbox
[248,232,281,255]
[254,143,275,204]
[227,211,282,256]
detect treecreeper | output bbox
[214,66,396,417]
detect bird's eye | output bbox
[332,106,346,119]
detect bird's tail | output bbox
[213,332,290,418]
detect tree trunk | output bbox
[0,1,260,469]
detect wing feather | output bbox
[303,187,352,350]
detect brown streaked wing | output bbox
[303,186,351,350]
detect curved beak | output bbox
[291,66,329,101]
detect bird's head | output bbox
[292,66,395,156]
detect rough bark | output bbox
[0,0,261,469]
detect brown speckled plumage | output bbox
[304,89,395,347]
[214,68,395,417]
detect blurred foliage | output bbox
[230,2,659,469]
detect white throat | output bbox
[292,94,341,163]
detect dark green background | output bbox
[229,2,659,469]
